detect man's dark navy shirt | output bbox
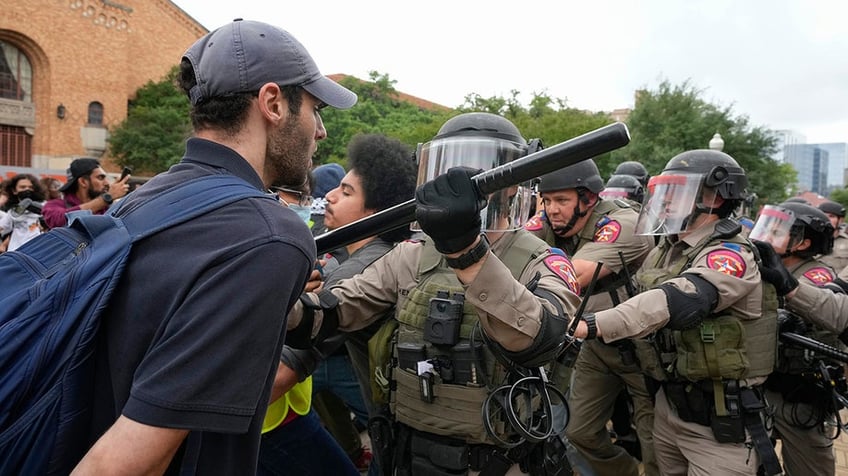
[88,138,316,474]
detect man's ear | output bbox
[257,83,285,122]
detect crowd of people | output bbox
[7,17,848,476]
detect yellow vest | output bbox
[261,376,313,433]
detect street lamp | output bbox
[709,132,724,151]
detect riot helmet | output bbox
[818,199,846,234]
[635,149,747,236]
[783,196,810,205]
[415,112,536,231]
[536,159,604,236]
[537,159,605,195]
[818,200,846,218]
[613,161,650,186]
[600,174,645,203]
[751,202,834,258]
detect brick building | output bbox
[0,0,205,173]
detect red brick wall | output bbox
[0,0,206,170]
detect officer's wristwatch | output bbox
[101,193,114,205]
[582,313,597,340]
[445,235,489,269]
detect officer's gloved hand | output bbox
[752,240,799,296]
[415,166,487,254]
[777,309,808,334]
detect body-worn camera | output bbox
[424,290,464,346]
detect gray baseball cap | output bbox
[183,19,357,109]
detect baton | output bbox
[315,122,630,255]
[780,332,848,364]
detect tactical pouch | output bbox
[368,319,399,405]
[634,336,668,382]
[663,381,711,426]
[675,315,748,381]
[410,431,468,474]
[710,414,745,444]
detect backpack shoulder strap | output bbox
[73,175,274,242]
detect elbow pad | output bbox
[488,288,570,368]
[286,289,340,349]
[658,274,719,331]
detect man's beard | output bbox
[266,113,312,188]
[87,187,103,200]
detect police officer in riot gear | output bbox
[601,174,645,205]
[284,112,582,476]
[818,199,848,273]
[573,149,781,475]
[749,201,842,476]
[612,161,650,187]
[526,159,656,476]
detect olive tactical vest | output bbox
[634,227,778,385]
[391,231,549,444]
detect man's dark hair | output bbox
[347,133,417,242]
[178,59,303,136]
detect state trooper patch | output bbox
[544,254,581,294]
[594,220,621,243]
[803,267,834,286]
[705,249,746,277]
[524,211,546,231]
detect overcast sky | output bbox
[171,0,847,144]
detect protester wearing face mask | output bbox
[272,176,315,227]
[0,173,47,251]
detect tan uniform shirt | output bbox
[788,282,848,334]
[288,230,581,353]
[595,219,762,342]
[820,232,848,272]
[525,199,654,312]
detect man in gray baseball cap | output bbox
[183,18,356,109]
[73,19,356,475]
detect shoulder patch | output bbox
[803,267,835,286]
[524,211,546,231]
[705,249,747,277]
[594,220,621,243]
[543,254,581,294]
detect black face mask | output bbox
[16,190,34,201]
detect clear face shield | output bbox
[599,187,632,200]
[634,173,704,235]
[748,205,796,251]
[413,135,531,232]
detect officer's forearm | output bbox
[592,289,670,342]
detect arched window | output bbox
[0,41,32,101]
[87,101,103,125]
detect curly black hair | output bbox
[347,133,417,243]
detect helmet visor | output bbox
[749,205,796,250]
[414,135,528,231]
[599,187,632,200]
[635,173,702,235]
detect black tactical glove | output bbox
[752,240,799,296]
[415,166,487,254]
[777,309,808,335]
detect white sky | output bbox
[171,0,847,144]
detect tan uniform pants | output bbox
[565,339,658,476]
[765,388,835,476]
[653,387,760,475]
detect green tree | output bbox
[107,66,191,175]
[828,187,848,209]
[611,80,796,208]
[317,72,451,167]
